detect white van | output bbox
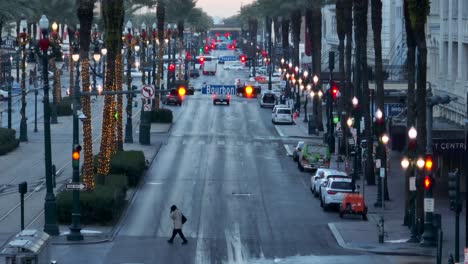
[272,107,293,125]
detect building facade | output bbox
[427,0,468,125]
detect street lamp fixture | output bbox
[381,134,389,145]
[313,75,319,85]
[72,52,80,62]
[408,126,417,139]
[347,117,354,128]
[135,45,140,52]
[401,157,410,169]
[352,96,359,107]
[93,51,101,62]
[416,157,425,170]
[303,70,309,79]
[376,109,383,120]
[39,14,60,236]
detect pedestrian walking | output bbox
[167,205,188,245]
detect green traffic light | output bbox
[333,116,339,124]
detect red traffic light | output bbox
[186,51,191,61]
[178,86,186,96]
[240,55,247,63]
[169,64,176,72]
[72,145,82,161]
[331,82,339,100]
[425,154,433,171]
[424,176,432,189]
[199,56,205,64]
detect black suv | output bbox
[189,69,200,78]
[163,89,183,106]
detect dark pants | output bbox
[168,229,187,242]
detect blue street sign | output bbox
[219,56,238,63]
[201,85,236,95]
[385,103,405,117]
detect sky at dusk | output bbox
[196,0,255,19]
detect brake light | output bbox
[327,190,337,195]
[227,94,231,100]
[213,94,216,99]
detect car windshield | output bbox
[306,145,328,155]
[263,94,275,103]
[331,181,354,190]
[277,109,291,114]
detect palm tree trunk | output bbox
[310,7,323,131]
[371,0,389,199]
[77,0,95,189]
[403,0,417,226]
[155,1,165,109]
[344,0,353,115]
[177,20,184,81]
[281,18,290,62]
[98,0,124,181]
[290,9,301,67]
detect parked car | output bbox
[260,92,277,108]
[224,64,243,71]
[320,177,358,211]
[310,168,348,197]
[297,143,331,172]
[292,141,304,161]
[0,89,7,101]
[271,106,293,125]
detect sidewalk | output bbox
[0,98,170,251]
[279,107,444,258]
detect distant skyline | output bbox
[196,0,255,20]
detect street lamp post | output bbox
[100,47,107,87]
[92,46,101,94]
[141,23,147,85]
[49,21,61,125]
[303,70,309,122]
[124,20,134,144]
[38,14,59,236]
[18,18,29,142]
[352,96,362,196]
[7,56,12,129]
[151,23,157,86]
[67,43,83,241]
[374,108,386,208]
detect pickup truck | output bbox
[297,143,330,172]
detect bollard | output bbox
[378,217,385,243]
[18,182,27,230]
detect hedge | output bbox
[56,96,73,116]
[56,174,127,225]
[0,128,19,155]
[150,108,173,123]
[94,150,146,187]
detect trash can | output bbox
[1,229,51,264]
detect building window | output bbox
[444,0,449,18]
[331,15,337,37]
[463,0,468,19]
[396,6,402,18]
[453,0,458,18]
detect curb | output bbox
[327,223,435,257]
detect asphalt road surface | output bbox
[45,50,433,264]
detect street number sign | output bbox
[424,198,434,212]
[409,177,416,191]
[66,182,87,191]
[141,85,155,98]
[375,159,381,168]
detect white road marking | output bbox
[225,222,248,264]
[283,144,293,156]
[146,182,164,185]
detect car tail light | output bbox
[327,190,337,195]
[213,94,216,99]
[227,95,231,99]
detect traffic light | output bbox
[186,51,191,61]
[204,45,209,53]
[331,82,339,101]
[178,86,186,97]
[244,85,254,97]
[425,154,433,172]
[169,64,176,72]
[448,169,460,212]
[423,176,432,190]
[199,56,205,64]
[199,47,203,54]
[240,54,247,63]
[72,144,82,167]
[332,111,339,124]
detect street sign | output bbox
[409,177,416,191]
[201,85,236,95]
[380,168,385,178]
[1,35,17,50]
[141,85,155,98]
[336,130,343,138]
[65,182,87,191]
[348,138,355,146]
[143,103,151,112]
[375,159,381,168]
[424,198,434,212]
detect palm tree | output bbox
[0,1,31,42]
[77,0,95,189]
[402,0,417,226]
[371,0,389,201]
[408,0,430,227]
[353,0,375,186]
[308,6,323,131]
[98,0,125,182]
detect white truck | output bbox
[203,60,217,75]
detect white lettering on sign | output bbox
[424,198,434,212]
